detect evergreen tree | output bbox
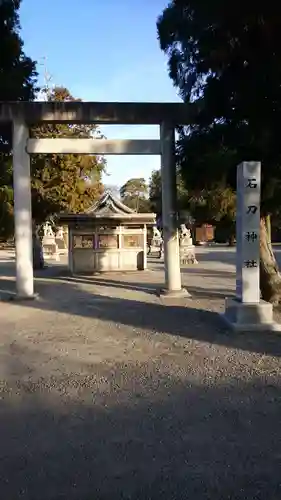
[158,0,281,303]
[0,0,37,238]
[31,87,105,223]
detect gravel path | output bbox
[1,249,281,499]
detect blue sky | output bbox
[19,0,181,187]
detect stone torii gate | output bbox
[0,101,193,299]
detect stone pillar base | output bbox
[221,297,281,332]
[158,287,191,299]
[180,244,198,265]
[43,252,60,261]
[7,293,39,302]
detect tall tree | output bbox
[148,168,191,218]
[0,0,38,238]
[157,0,281,303]
[30,87,105,223]
[148,170,162,215]
[120,177,150,212]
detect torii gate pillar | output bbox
[12,118,34,299]
[160,122,190,297]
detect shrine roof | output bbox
[58,190,156,225]
[86,190,135,215]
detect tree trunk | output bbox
[228,234,235,246]
[265,214,271,243]
[260,216,281,304]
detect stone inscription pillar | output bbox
[236,161,260,303]
[13,118,34,298]
[222,161,281,331]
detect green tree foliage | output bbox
[120,177,150,212]
[0,157,14,239]
[148,170,162,214]
[0,0,38,149]
[199,186,236,244]
[0,0,38,239]
[30,87,105,223]
[157,0,281,302]
[148,168,191,217]
[157,0,281,206]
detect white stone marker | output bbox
[222,161,281,331]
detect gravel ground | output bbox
[1,248,281,499]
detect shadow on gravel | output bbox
[1,357,281,500]
[55,275,234,300]
[0,274,281,358]
[181,267,235,278]
[196,247,281,268]
[195,250,236,265]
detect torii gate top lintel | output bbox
[0,101,193,125]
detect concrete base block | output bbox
[11,293,39,302]
[221,297,281,332]
[43,253,60,262]
[1,292,39,302]
[158,287,191,299]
